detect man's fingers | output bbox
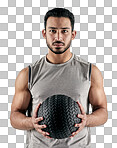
[75,123,82,128]
[33,116,51,139]
[77,114,85,120]
[70,126,82,138]
[37,128,50,136]
[34,117,47,129]
[34,117,43,123]
[38,124,47,129]
[69,101,87,139]
[69,132,75,138]
[32,103,52,139]
[75,127,82,135]
[34,124,46,129]
[42,130,49,136]
[45,135,52,139]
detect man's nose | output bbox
[55,31,62,41]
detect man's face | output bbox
[43,17,76,54]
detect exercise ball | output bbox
[37,94,81,139]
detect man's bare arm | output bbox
[10,67,34,130]
[70,64,108,137]
[10,67,51,138]
[86,64,108,127]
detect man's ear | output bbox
[42,29,46,39]
[71,30,77,40]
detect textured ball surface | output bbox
[37,94,81,139]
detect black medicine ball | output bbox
[37,94,81,139]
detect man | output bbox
[10,8,108,148]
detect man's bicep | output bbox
[89,65,107,111]
[11,90,31,113]
[11,67,31,113]
[89,86,107,111]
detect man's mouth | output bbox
[53,43,64,46]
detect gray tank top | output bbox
[27,52,92,148]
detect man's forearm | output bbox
[86,107,108,127]
[10,111,34,130]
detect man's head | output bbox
[42,8,76,54]
[44,8,75,32]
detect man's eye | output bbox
[62,30,68,33]
[50,30,56,33]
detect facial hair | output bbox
[46,38,72,54]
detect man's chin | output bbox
[55,47,62,50]
[50,49,65,54]
[47,43,70,54]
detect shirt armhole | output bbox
[89,63,92,81]
[28,65,31,90]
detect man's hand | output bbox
[70,101,87,138]
[32,103,52,139]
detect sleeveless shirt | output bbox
[26,52,92,148]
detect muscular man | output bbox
[10,8,108,148]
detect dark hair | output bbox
[44,8,75,32]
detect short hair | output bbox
[44,8,75,32]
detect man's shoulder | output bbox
[91,64,103,87]
[74,55,103,85]
[29,56,45,68]
[74,54,90,66]
[15,67,29,90]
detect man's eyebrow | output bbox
[48,27,70,29]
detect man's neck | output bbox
[46,51,73,64]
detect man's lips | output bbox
[53,43,64,46]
